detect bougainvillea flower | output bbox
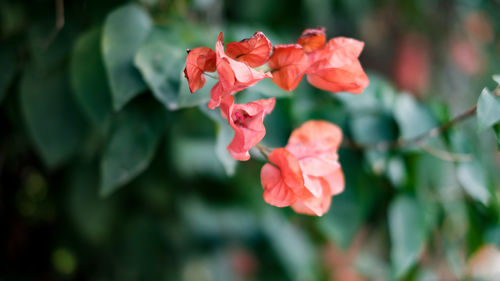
[208,33,272,109]
[306,37,369,94]
[260,120,344,216]
[393,33,430,95]
[268,44,309,91]
[184,47,216,93]
[220,95,275,161]
[226,31,272,68]
[297,27,326,53]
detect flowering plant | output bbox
[184,27,369,215]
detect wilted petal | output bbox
[268,44,308,91]
[226,31,272,68]
[297,27,326,53]
[184,47,216,93]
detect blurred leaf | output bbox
[199,105,237,176]
[494,124,500,150]
[177,71,215,109]
[261,209,316,281]
[388,195,429,278]
[387,156,407,188]
[394,93,436,139]
[245,78,290,99]
[493,75,500,85]
[485,226,500,247]
[456,161,490,206]
[71,27,112,125]
[477,88,500,131]
[134,27,215,110]
[67,164,117,243]
[100,101,164,196]
[350,114,397,144]
[0,43,16,103]
[102,4,152,110]
[171,135,226,177]
[20,65,87,168]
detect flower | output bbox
[226,31,272,68]
[297,27,326,53]
[268,44,309,91]
[208,33,272,109]
[183,47,216,93]
[305,37,369,94]
[393,33,430,95]
[260,120,344,216]
[220,95,275,161]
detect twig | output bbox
[342,105,477,151]
[255,143,272,159]
[418,144,473,162]
[43,0,65,48]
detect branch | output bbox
[342,104,477,151]
[255,143,272,159]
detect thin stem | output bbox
[342,104,477,151]
[418,144,474,162]
[255,143,272,159]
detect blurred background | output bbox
[1,0,500,280]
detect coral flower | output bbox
[268,44,309,91]
[208,33,272,109]
[260,120,344,216]
[220,95,275,161]
[306,37,369,94]
[226,31,272,68]
[297,27,326,53]
[183,47,216,93]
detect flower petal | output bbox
[306,61,369,94]
[184,47,216,93]
[268,44,308,91]
[221,96,275,161]
[297,27,326,53]
[226,31,272,68]
[261,163,296,207]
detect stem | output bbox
[342,104,477,151]
[43,0,65,48]
[255,143,273,159]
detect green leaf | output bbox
[100,100,164,196]
[199,105,237,176]
[0,42,16,103]
[135,28,188,110]
[494,124,500,150]
[493,74,500,85]
[20,65,87,168]
[177,71,215,108]
[477,88,500,131]
[350,114,397,144]
[388,195,429,278]
[71,27,112,125]
[394,94,437,139]
[456,160,490,206]
[102,4,152,111]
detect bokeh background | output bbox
[1,0,500,280]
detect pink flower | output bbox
[183,47,216,93]
[260,120,344,216]
[208,33,272,109]
[226,31,272,68]
[268,44,309,91]
[220,95,275,161]
[306,37,369,94]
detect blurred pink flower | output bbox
[451,40,481,76]
[393,33,430,96]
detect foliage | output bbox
[1,0,500,280]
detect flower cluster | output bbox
[184,27,368,215]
